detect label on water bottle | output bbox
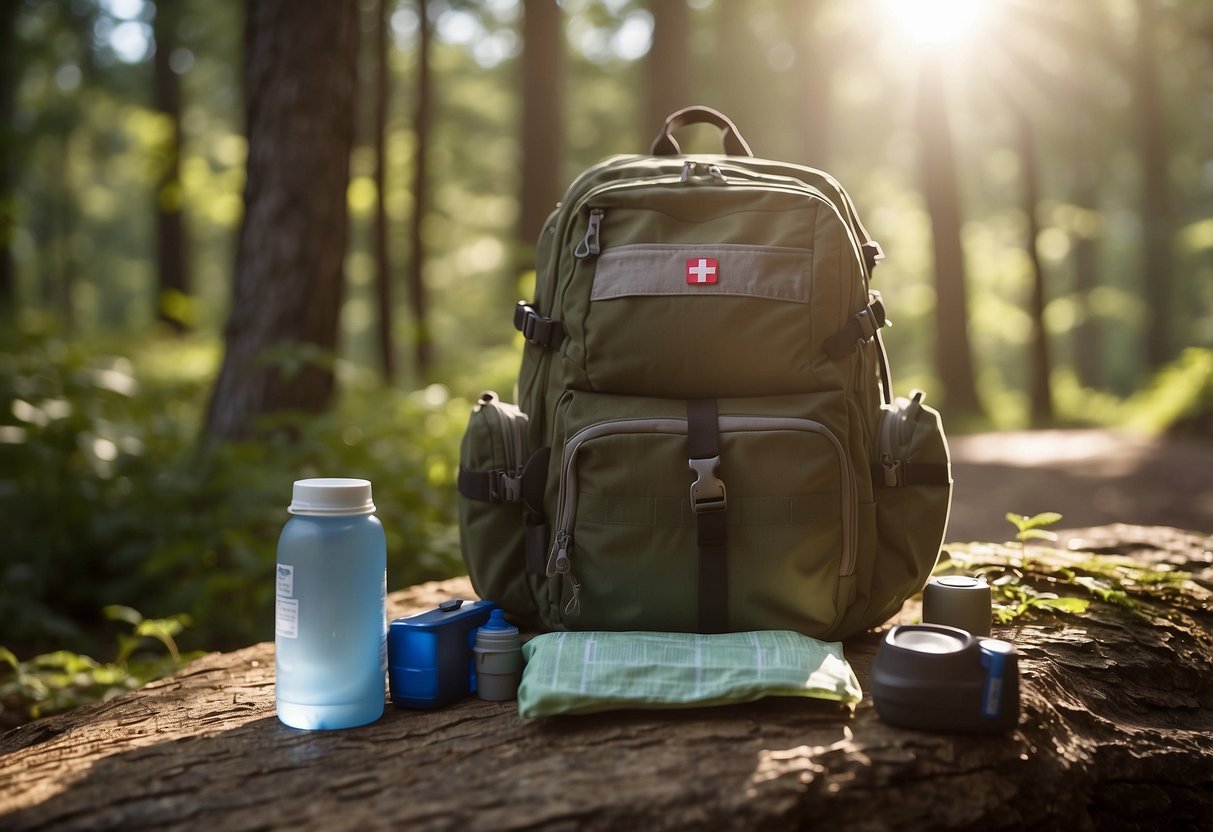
[276,563,298,639]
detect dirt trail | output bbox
[945,429,1213,543]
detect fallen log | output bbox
[1,525,1210,830]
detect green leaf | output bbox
[0,646,19,671]
[1006,512,1030,532]
[1021,512,1063,531]
[103,605,144,626]
[1030,596,1091,614]
[1019,528,1059,541]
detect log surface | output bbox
[1,525,1210,831]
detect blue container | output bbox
[275,478,387,730]
[388,599,495,709]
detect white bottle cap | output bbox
[288,478,376,516]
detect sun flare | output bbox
[882,0,992,45]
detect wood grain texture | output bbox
[1,526,1209,831]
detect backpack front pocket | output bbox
[457,392,547,625]
[547,391,857,637]
[866,390,952,626]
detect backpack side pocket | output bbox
[457,392,547,625]
[868,391,953,625]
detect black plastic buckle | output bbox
[513,301,564,349]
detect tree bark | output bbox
[2,525,1209,830]
[1132,0,1174,371]
[1070,138,1102,390]
[1015,108,1053,425]
[915,56,982,419]
[203,0,359,441]
[645,0,690,139]
[406,0,435,381]
[518,0,565,256]
[789,0,831,169]
[0,0,18,321]
[153,0,190,334]
[372,0,395,383]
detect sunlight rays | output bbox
[882,0,995,45]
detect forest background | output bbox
[2,0,1212,719]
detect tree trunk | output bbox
[406,0,434,381]
[518,0,565,258]
[645,0,690,137]
[372,0,395,383]
[203,0,359,441]
[153,0,190,334]
[789,0,831,169]
[1132,0,1174,371]
[1,526,1209,830]
[915,56,981,418]
[1070,138,1102,389]
[0,0,17,321]
[1016,108,1053,425]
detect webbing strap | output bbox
[687,399,728,634]
[459,447,552,577]
[457,467,519,503]
[872,461,952,489]
[825,293,889,361]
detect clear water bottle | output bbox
[275,478,387,730]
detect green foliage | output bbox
[1006,511,1063,543]
[936,529,1200,626]
[1053,348,1213,434]
[0,324,470,658]
[987,570,1092,625]
[0,606,204,727]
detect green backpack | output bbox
[458,106,952,640]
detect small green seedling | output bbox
[1006,511,1063,569]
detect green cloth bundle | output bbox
[517,629,862,718]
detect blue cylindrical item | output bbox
[275,478,387,730]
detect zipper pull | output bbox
[879,451,902,488]
[562,571,582,618]
[547,529,571,577]
[573,209,603,259]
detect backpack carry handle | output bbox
[650,105,754,157]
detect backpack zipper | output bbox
[477,393,527,499]
[547,415,858,615]
[877,392,924,488]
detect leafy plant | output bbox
[1006,511,1064,543]
[0,606,204,728]
[0,324,471,659]
[988,571,1091,624]
[1006,511,1063,570]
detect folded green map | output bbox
[517,629,862,718]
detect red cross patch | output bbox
[686,257,719,285]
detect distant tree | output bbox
[987,1,1127,401]
[0,0,17,319]
[1132,0,1175,369]
[519,0,564,253]
[372,0,395,382]
[1012,104,1053,424]
[915,55,982,418]
[406,0,434,379]
[646,0,690,135]
[204,0,359,441]
[788,0,831,168]
[152,0,189,334]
